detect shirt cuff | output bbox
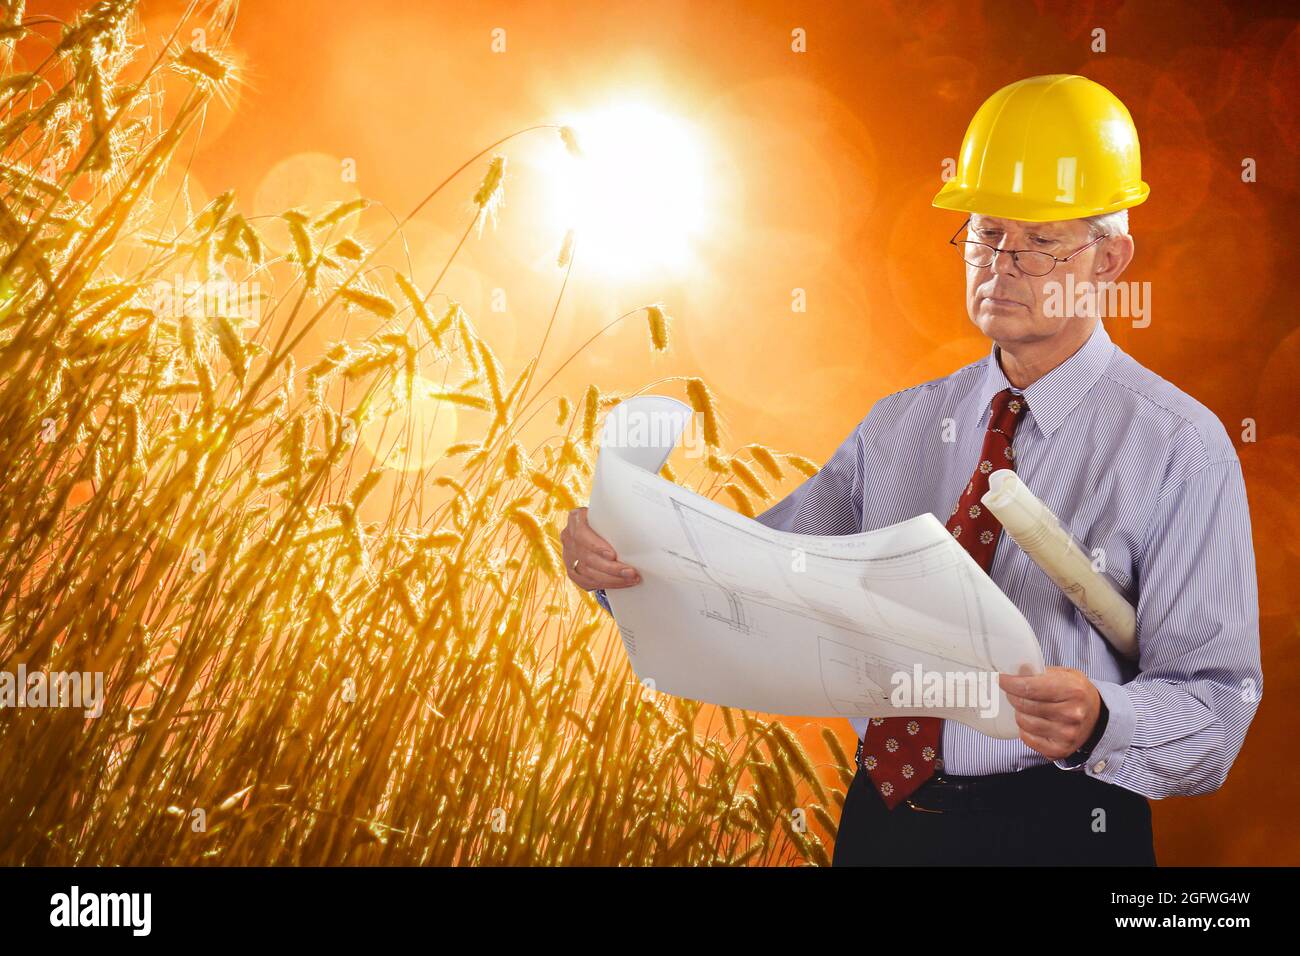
[1053,679,1134,780]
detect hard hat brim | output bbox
[932,181,1150,223]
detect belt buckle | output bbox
[905,798,945,814]
[906,771,952,814]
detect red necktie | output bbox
[859,387,1028,810]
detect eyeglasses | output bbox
[949,217,1105,277]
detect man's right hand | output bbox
[562,507,641,592]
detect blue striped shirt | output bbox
[596,319,1261,798]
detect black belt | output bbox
[854,737,1073,814]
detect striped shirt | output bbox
[596,319,1262,798]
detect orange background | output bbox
[49,0,1299,864]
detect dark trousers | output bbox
[832,762,1157,866]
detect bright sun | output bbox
[546,102,710,278]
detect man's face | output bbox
[963,214,1100,345]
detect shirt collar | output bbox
[976,320,1116,438]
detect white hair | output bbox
[1083,209,1130,238]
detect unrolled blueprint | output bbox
[586,396,1045,739]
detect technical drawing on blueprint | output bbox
[586,396,1045,739]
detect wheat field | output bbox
[0,0,849,865]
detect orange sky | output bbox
[159,0,1298,448]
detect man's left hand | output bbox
[998,667,1102,760]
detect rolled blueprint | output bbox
[981,469,1138,660]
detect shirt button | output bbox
[1093,760,1107,773]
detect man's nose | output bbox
[989,246,1023,277]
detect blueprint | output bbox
[586,396,1045,739]
[982,468,1138,660]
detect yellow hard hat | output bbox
[932,74,1149,222]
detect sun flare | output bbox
[547,102,711,278]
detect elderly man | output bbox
[561,75,1261,866]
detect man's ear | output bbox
[1092,234,1135,282]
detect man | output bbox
[561,75,1261,866]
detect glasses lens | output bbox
[1015,251,1057,276]
[957,241,994,268]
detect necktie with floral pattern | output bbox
[857,387,1028,809]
